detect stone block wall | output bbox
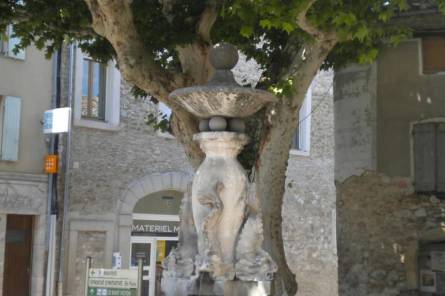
[68,82,193,216]
[283,70,338,296]
[73,232,107,296]
[337,171,445,296]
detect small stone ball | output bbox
[209,43,239,70]
[228,118,245,133]
[209,116,227,131]
[199,119,210,132]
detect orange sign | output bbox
[44,154,59,174]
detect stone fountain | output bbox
[162,43,277,295]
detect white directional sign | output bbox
[43,107,71,134]
[87,268,138,296]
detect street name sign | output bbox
[87,268,138,296]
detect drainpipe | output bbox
[45,48,62,296]
[56,43,74,296]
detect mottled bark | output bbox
[83,0,214,168]
[256,39,337,295]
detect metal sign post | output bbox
[85,257,91,296]
[137,258,143,296]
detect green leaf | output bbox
[358,48,379,64]
[240,25,254,37]
[282,22,295,34]
[354,26,369,41]
[333,12,357,27]
[259,19,272,29]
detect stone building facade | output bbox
[334,7,445,295]
[59,43,337,296]
[284,70,338,296]
[0,33,54,296]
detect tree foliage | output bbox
[0,0,426,92]
[1,0,444,295]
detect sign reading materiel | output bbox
[43,107,71,134]
[87,268,138,296]
[132,219,179,237]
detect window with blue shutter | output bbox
[1,96,21,161]
[413,122,445,197]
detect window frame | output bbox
[81,57,107,120]
[0,95,22,161]
[0,24,26,60]
[73,45,121,130]
[156,102,175,139]
[420,36,445,75]
[290,85,312,156]
[411,118,445,197]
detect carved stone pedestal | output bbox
[161,42,277,296]
[224,280,271,296]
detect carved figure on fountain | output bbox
[163,43,277,295]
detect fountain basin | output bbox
[169,85,276,118]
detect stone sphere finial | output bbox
[209,42,239,70]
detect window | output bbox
[156,102,174,137]
[73,46,121,130]
[422,36,445,74]
[81,58,107,120]
[413,122,445,196]
[0,25,26,60]
[291,87,312,154]
[0,96,21,161]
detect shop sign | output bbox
[87,268,138,296]
[132,220,179,237]
[43,107,71,134]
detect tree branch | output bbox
[296,0,337,41]
[83,0,205,167]
[176,4,219,84]
[83,0,188,101]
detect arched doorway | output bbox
[130,190,183,296]
[118,172,191,296]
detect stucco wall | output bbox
[0,46,52,173]
[335,39,445,296]
[334,64,377,182]
[377,39,445,177]
[284,70,338,296]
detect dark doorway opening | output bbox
[3,214,33,296]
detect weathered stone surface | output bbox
[192,132,276,281]
[284,70,338,296]
[169,44,276,119]
[0,175,47,215]
[337,171,445,296]
[69,82,193,215]
[73,231,106,296]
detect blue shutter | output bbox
[2,96,21,161]
[6,25,25,60]
[437,123,445,193]
[413,123,436,192]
